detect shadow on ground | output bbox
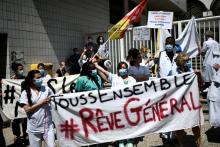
[205,127,220,143]
[151,134,197,147]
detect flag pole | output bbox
[154,28,161,77]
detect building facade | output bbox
[2,0,218,78]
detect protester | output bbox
[96,35,109,59]
[201,30,220,89]
[84,36,97,59]
[11,62,28,145]
[78,37,99,68]
[19,70,54,147]
[11,62,25,79]
[75,61,102,92]
[37,63,51,79]
[66,48,81,74]
[140,47,154,69]
[158,36,178,78]
[175,53,201,147]
[158,36,179,146]
[54,61,69,77]
[124,48,135,68]
[128,48,150,82]
[207,57,220,127]
[94,60,136,147]
[94,60,136,88]
[78,48,89,68]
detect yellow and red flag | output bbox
[108,0,148,40]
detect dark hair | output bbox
[126,48,135,61]
[165,36,175,47]
[80,62,95,76]
[96,36,104,45]
[11,62,23,72]
[80,62,100,89]
[88,36,93,40]
[72,48,78,52]
[23,70,40,106]
[129,48,140,66]
[37,63,45,69]
[117,62,128,71]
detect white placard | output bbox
[147,11,173,29]
[133,26,150,40]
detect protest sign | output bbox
[1,75,79,120]
[147,11,173,29]
[133,26,150,41]
[51,72,204,146]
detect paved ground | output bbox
[2,115,220,147]
[2,97,220,147]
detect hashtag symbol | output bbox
[60,118,80,140]
[4,85,16,104]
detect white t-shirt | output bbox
[140,59,154,69]
[19,86,53,133]
[108,73,136,87]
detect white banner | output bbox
[176,16,200,58]
[51,72,204,146]
[133,26,150,41]
[1,75,79,120]
[147,11,173,29]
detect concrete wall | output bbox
[0,0,110,77]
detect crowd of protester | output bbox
[0,32,220,147]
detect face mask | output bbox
[90,69,97,77]
[185,61,192,69]
[17,70,24,77]
[39,69,45,75]
[165,44,174,52]
[34,78,43,87]
[118,68,128,77]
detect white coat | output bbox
[202,37,220,82]
[207,58,220,127]
[158,51,177,77]
[208,57,220,102]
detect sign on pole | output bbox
[147,11,174,29]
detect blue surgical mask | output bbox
[165,44,174,52]
[39,69,45,75]
[34,78,43,87]
[118,68,128,77]
[17,70,24,77]
[185,61,192,69]
[91,69,97,77]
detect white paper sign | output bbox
[133,26,150,40]
[147,11,173,29]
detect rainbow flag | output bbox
[108,0,148,40]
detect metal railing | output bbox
[88,16,220,74]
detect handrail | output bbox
[173,15,220,24]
